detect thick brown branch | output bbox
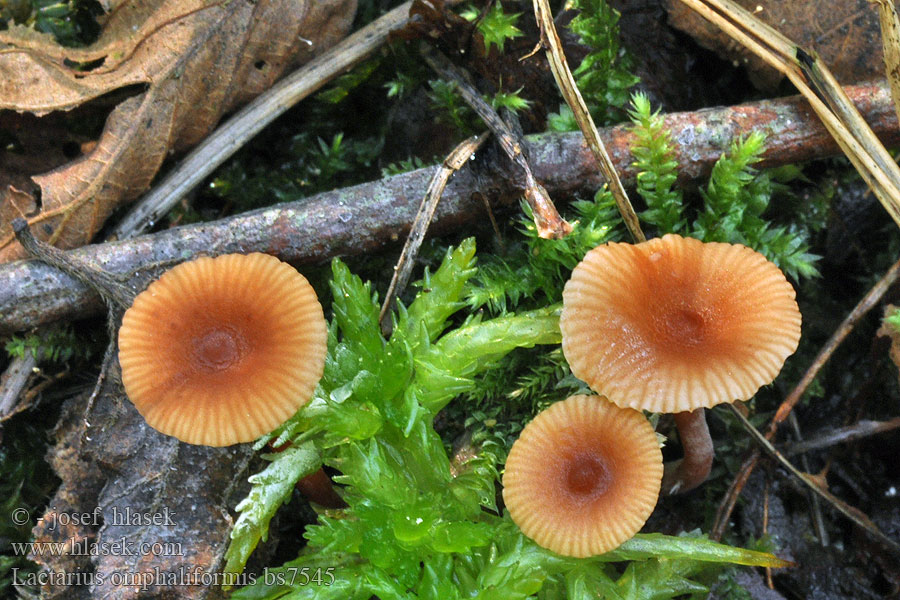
[2,82,898,334]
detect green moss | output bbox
[0,421,59,596]
[547,0,639,130]
[0,0,103,47]
[628,92,822,280]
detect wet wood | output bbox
[2,81,898,334]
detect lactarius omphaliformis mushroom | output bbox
[502,394,663,557]
[560,234,801,493]
[118,253,327,446]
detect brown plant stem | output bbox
[2,82,899,334]
[420,45,571,239]
[661,409,714,494]
[12,218,134,311]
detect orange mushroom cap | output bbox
[560,234,801,413]
[502,394,663,557]
[117,253,327,446]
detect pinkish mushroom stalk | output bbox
[662,409,714,494]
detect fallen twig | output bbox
[2,82,899,334]
[0,352,37,421]
[378,132,489,333]
[785,417,900,456]
[112,0,462,239]
[787,412,829,546]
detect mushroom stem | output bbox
[12,218,134,310]
[661,408,714,494]
[295,467,347,509]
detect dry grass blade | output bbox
[378,132,489,333]
[727,403,900,556]
[870,0,900,127]
[530,0,644,242]
[678,0,900,229]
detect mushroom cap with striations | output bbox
[502,394,663,557]
[117,253,327,446]
[560,234,802,414]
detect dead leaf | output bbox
[0,0,356,262]
[666,0,883,89]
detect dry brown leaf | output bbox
[0,0,356,262]
[666,0,883,89]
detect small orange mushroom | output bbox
[117,253,327,447]
[560,234,801,492]
[502,394,663,557]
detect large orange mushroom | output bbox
[560,234,801,492]
[117,252,327,446]
[502,394,663,557]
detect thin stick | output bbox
[770,256,900,434]
[531,0,644,242]
[712,450,758,540]
[713,255,900,538]
[787,411,829,546]
[785,417,900,456]
[727,404,900,556]
[378,133,489,333]
[420,46,571,239]
[112,1,456,238]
